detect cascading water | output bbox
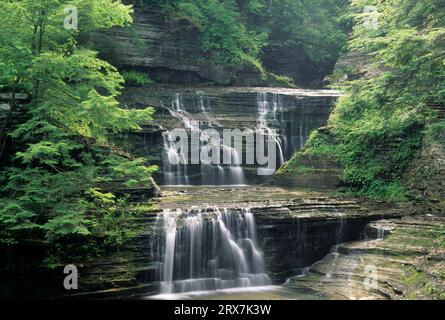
[197,90,218,127]
[256,92,285,166]
[158,90,331,185]
[376,228,385,240]
[157,207,271,294]
[162,93,246,186]
[336,218,347,243]
[162,132,190,185]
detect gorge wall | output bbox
[93,6,334,87]
[118,86,340,185]
[68,193,403,299]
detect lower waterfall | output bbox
[157,208,271,294]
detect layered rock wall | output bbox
[94,7,333,87]
[119,86,339,185]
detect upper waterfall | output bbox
[256,92,285,167]
[162,92,246,186]
[131,87,339,186]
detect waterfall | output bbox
[162,92,246,186]
[160,209,180,294]
[162,133,190,185]
[256,92,285,167]
[336,218,346,243]
[294,217,307,252]
[157,207,271,294]
[196,90,218,127]
[377,228,385,240]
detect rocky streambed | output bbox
[64,186,418,300]
[171,216,445,301]
[285,215,445,300]
[3,187,442,300]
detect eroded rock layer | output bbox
[285,216,445,300]
[119,86,339,185]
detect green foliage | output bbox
[274,130,340,179]
[304,130,339,156]
[324,0,445,200]
[136,0,349,77]
[403,267,445,300]
[122,71,154,87]
[173,0,268,67]
[257,0,350,66]
[425,121,445,145]
[264,73,296,88]
[344,180,407,202]
[0,0,157,254]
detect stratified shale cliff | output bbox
[117,86,339,185]
[93,5,335,87]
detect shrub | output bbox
[123,71,154,87]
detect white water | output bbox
[376,228,385,240]
[150,285,281,300]
[157,207,271,294]
[162,93,246,185]
[162,133,190,185]
[256,92,285,167]
[160,209,180,293]
[336,217,347,243]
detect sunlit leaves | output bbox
[326,0,444,200]
[0,0,156,249]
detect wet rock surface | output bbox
[61,186,407,299]
[120,86,339,185]
[404,141,445,214]
[89,186,402,299]
[94,8,332,87]
[158,186,403,284]
[267,129,343,190]
[285,215,445,300]
[5,186,439,301]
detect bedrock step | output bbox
[284,215,445,300]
